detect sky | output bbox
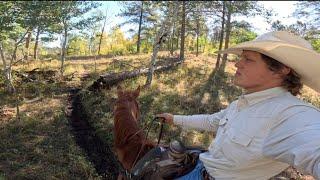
[238,1,297,35]
[46,1,299,47]
[99,1,299,36]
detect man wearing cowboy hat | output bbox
[157,31,320,180]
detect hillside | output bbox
[0,53,319,179]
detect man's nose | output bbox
[235,58,243,68]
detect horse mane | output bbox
[113,87,155,170]
[114,97,142,147]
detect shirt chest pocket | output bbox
[220,127,259,165]
[227,127,252,146]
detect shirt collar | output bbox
[237,87,287,111]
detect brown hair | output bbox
[261,54,303,96]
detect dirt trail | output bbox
[66,88,119,179]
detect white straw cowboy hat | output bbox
[218,31,320,93]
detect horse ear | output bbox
[133,85,140,98]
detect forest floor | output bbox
[0,52,318,179]
[66,88,120,179]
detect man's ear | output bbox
[280,67,291,76]
[133,85,140,98]
[274,66,291,79]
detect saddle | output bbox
[130,140,206,180]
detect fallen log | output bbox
[13,68,59,83]
[89,58,182,91]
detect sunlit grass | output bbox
[301,86,320,108]
[0,96,99,179]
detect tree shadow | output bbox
[0,110,99,179]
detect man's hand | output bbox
[155,113,174,125]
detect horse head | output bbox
[113,85,154,171]
[115,85,141,122]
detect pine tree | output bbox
[118,1,158,53]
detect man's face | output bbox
[234,50,283,93]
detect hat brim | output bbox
[217,40,320,93]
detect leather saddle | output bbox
[130,140,207,180]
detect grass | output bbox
[0,52,319,179]
[0,61,102,179]
[0,97,99,179]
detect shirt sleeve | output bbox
[173,109,226,132]
[262,106,320,179]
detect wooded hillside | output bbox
[0,1,319,179]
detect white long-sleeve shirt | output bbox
[173,87,320,180]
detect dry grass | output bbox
[0,95,100,179]
[0,62,101,179]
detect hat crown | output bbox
[254,31,313,50]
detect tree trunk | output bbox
[215,1,226,70]
[170,21,175,55]
[145,2,178,87]
[0,43,5,66]
[137,1,144,53]
[11,29,29,63]
[24,31,32,61]
[145,45,159,86]
[98,12,108,55]
[0,42,14,93]
[1,43,20,116]
[179,1,186,61]
[34,27,41,60]
[196,21,199,57]
[219,6,232,73]
[12,45,18,63]
[176,32,179,50]
[2,41,19,115]
[203,38,206,53]
[61,22,68,75]
[2,29,29,92]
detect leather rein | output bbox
[130,116,165,170]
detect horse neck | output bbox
[114,99,142,145]
[114,98,155,170]
[114,99,138,124]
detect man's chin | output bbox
[234,81,248,90]
[233,80,242,87]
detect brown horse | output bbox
[113,85,155,174]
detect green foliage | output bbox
[67,35,89,56]
[140,40,153,53]
[311,39,320,52]
[100,26,133,55]
[118,1,159,53]
[0,2,23,41]
[231,28,257,45]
